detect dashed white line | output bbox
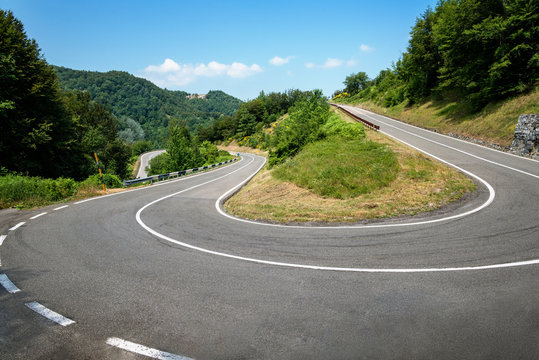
[0,235,6,246]
[106,337,194,360]
[30,212,47,219]
[25,301,75,326]
[9,222,25,231]
[53,205,69,211]
[0,274,21,293]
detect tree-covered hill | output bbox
[53,66,242,146]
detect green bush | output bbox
[321,113,366,140]
[79,173,123,189]
[0,174,77,207]
[269,90,330,167]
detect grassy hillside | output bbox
[54,66,242,146]
[335,88,539,147]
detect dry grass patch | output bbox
[347,88,539,147]
[225,128,475,223]
[218,141,268,156]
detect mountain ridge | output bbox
[53,66,242,146]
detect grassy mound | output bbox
[273,137,399,199]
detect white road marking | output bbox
[352,107,539,180]
[340,104,539,164]
[74,160,238,205]
[30,212,47,219]
[0,235,6,246]
[9,222,25,231]
[0,274,21,293]
[53,205,69,211]
[107,337,194,360]
[136,154,538,272]
[25,301,75,326]
[214,149,495,229]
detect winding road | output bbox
[137,150,166,178]
[1,105,538,359]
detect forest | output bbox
[333,0,538,111]
[54,66,242,147]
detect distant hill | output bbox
[53,66,242,146]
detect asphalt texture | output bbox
[1,105,538,359]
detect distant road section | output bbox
[136,150,165,178]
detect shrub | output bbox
[79,174,123,189]
[0,174,77,208]
[321,113,366,140]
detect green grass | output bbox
[0,173,123,209]
[335,88,539,147]
[272,135,399,199]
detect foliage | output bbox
[321,113,366,139]
[268,90,330,166]
[0,174,77,208]
[54,66,242,147]
[334,0,538,111]
[0,10,79,178]
[0,11,134,181]
[131,140,153,156]
[79,173,123,189]
[343,72,369,95]
[147,119,202,175]
[62,90,131,179]
[197,89,313,143]
[118,116,145,143]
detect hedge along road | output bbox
[1,105,538,359]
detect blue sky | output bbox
[2,0,438,100]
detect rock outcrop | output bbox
[510,114,539,157]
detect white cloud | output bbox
[141,58,262,87]
[305,58,343,69]
[346,59,358,67]
[360,44,374,52]
[269,56,294,66]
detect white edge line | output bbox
[73,159,238,205]
[136,154,538,272]
[25,301,75,326]
[341,104,539,164]
[106,337,194,360]
[0,274,21,293]
[0,235,6,246]
[9,222,25,231]
[53,205,69,211]
[214,152,495,229]
[30,212,47,220]
[351,107,539,180]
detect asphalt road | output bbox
[137,150,166,178]
[1,105,538,359]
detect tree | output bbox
[0,10,78,178]
[343,72,370,94]
[166,119,200,170]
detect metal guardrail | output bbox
[330,103,380,131]
[122,157,238,187]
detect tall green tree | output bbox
[0,10,78,177]
[166,119,201,171]
[343,72,370,94]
